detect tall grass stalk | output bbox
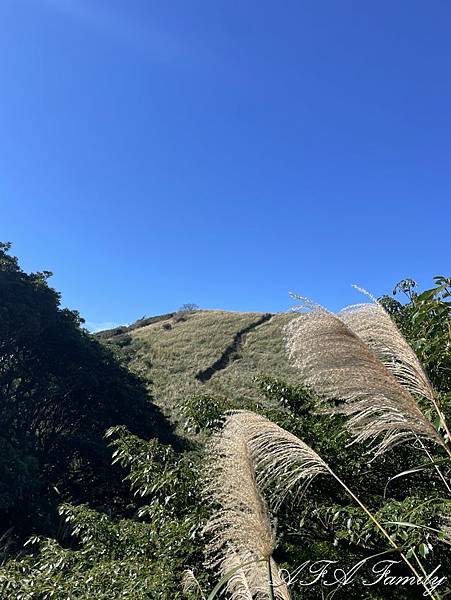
[203,413,290,599]
[340,293,451,451]
[285,301,448,458]
[233,410,441,600]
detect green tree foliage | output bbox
[0,428,207,600]
[380,276,451,395]
[0,242,175,545]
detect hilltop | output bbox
[97,309,300,429]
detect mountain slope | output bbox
[98,309,300,428]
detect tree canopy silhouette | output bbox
[0,242,174,544]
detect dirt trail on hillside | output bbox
[195,313,273,382]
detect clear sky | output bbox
[1,1,450,331]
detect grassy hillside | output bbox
[98,309,300,428]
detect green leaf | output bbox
[418,543,429,558]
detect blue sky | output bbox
[1,1,450,331]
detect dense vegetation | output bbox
[0,242,175,549]
[0,242,450,598]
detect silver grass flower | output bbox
[339,300,434,401]
[204,413,291,599]
[285,309,445,456]
[221,552,254,600]
[232,410,330,508]
[182,569,205,599]
[205,411,440,600]
[339,298,451,444]
[211,412,441,600]
[222,551,290,600]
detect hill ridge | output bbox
[99,309,300,430]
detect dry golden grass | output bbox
[208,312,299,401]
[115,310,299,427]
